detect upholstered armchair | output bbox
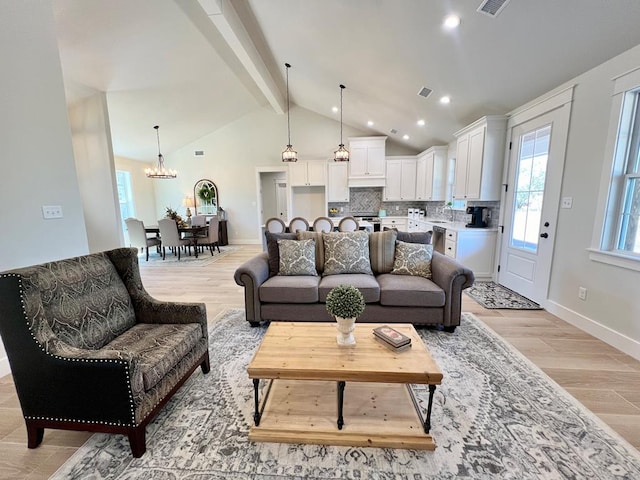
[0,247,210,457]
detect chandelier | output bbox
[334,84,349,162]
[145,125,177,179]
[282,62,298,162]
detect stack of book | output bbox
[373,325,412,352]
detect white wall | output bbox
[512,44,640,357]
[69,92,124,252]
[0,0,90,377]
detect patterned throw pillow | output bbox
[391,240,433,278]
[277,239,318,276]
[369,229,397,274]
[296,230,325,273]
[323,231,373,276]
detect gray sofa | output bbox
[234,230,474,331]
[0,247,210,457]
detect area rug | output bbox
[465,281,542,309]
[138,245,239,266]
[50,310,640,479]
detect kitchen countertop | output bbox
[412,217,499,232]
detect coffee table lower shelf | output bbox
[249,379,435,450]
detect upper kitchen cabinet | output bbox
[453,115,507,201]
[290,160,327,186]
[348,136,386,187]
[416,146,447,201]
[384,156,417,201]
[327,162,349,202]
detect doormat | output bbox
[465,281,542,309]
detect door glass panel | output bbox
[510,125,551,252]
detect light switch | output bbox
[561,197,573,209]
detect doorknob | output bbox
[540,233,549,238]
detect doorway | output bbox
[256,167,289,239]
[498,100,571,304]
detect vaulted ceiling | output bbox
[53,0,640,161]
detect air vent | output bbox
[390,128,398,135]
[477,0,511,17]
[417,87,432,98]
[194,150,205,157]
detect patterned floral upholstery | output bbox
[322,231,373,276]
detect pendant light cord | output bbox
[155,125,162,159]
[339,84,345,146]
[285,63,292,146]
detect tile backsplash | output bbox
[328,187,500,228]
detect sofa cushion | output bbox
[260,275,320,303]
[265,232,297,277]
[322,231,373,276]
[391,241,433,278]
[369,229,397,274]
[104,322,202,392]
[278,239,317,276]
[377,273,445,307]
[318,274,380,303]
[297,230,325,273]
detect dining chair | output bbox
[157,218,192,260]
[338,216,359,232]
[312,216,335,233]
[191,215,206,226]
[125,218,161,261]
[265,217,287,233]
[202,217,221,255]
[288,217,309,233]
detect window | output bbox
[116,170,135,232]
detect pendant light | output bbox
[145,125,177,179]
[282,63,298,162]
[334,84,349,162]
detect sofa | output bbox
[234,229,474,331]
[0,247,210,457]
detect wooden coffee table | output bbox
[247,322,443,450]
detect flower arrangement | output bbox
[328,208,339,216]
[325,285,365,319]
[165,207,189,228]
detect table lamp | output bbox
[183,196,195,223]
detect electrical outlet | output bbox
[578,287,587,300]
[561,197,573,209]
[42,205,63,219]
[396,206,399,211]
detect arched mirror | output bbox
[194,179,218,216]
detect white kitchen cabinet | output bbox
[444,228,497,279]
[327,162,349,202]
[384,156,416,201]
[290,161,327,186]
[381,217,407,231]
[348,136,386,186]
[416,146,447,201]
[453,115,507,201]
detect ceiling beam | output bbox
[198,0,284,114]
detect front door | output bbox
[498,107,569,304]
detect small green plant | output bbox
[326,285,365,319]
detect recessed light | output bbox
[332,106,339,113]
[417,119,426,126]
[443,14,460,29]
[440,96,451,104]
[367,120,374,127]
[403,134,410,140]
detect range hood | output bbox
[348,176,386,188]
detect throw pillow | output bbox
[369,229,397,274]
[265,232,297,277]
[391,240,433,278]
[277,239,317,276]
[394,230,432,245]
[323,231,373,276]
[296,230,325,273]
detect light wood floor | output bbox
[0,244,638,479]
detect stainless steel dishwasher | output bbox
[431,225,446,254]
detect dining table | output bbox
[145,225,209,258]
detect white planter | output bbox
[335,316,357,347]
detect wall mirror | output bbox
[194,179,218,216]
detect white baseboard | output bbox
[0,355,10,379]
[545,300,640,361]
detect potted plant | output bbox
[325,285,365,346]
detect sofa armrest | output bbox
[430,252,475,327]
[105,247,208,337]
[234,252,270,323]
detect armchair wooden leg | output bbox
[201,353,211,374]
[128,426,147,458]
[26,422,44,448]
